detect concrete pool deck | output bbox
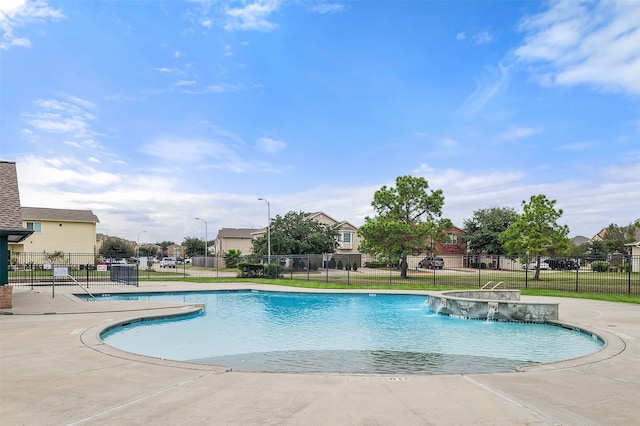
[1,282,638,425]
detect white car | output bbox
[523,261,550,270]
[159,257,177,268]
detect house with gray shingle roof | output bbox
[214,228,257,257]
[0,161,33,289]
[15,207,100,255]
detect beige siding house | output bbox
[214,228,256,256]
[13,207,99,255]
[215,212,361,258]
[305,212,361,255]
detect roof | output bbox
[21,207,100,224]
[0,161,32,242]
[217,228,256,239]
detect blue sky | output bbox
[1,0,639,245]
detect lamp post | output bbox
[195,217,208,269]
[258,198,271,264]
[137,230,146,263]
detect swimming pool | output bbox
[99,291,603,374]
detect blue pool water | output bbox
[99,291,603,374]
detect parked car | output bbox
[159,257,177,268]
[184,258,192,264]
[418,256,444,269]
[546,258,580,270]
[523,261,550,270]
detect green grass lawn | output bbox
[138,275,640,304]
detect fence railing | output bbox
[6,252,639,295]
[253,253,640,295]
[7,252,139,287]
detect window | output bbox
[338,231,353,248]
[26,222,42,232]
[446,232,457,245]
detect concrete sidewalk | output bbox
[1,282,639,425]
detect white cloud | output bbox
[174,80,196,86]
[472,30,493,45]
[14,152,640,244]
[256,137,286,153]
[456,32,466,40]
[556,142,596,151]
[224,1,280,32]
[457,62,509,117]
[22,96,101,148]
[311,3,345,14]
[499,126,542,141]
[440,137,459,147]
[515,0,640,95]
[0,0,64,49]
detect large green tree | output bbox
[99,237,134,259]
[250,211,340,258]
[182,236,207,257]
[462,206,519,255]
[500,194,570,280]
[357,175,451,278]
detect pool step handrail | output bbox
[481,281,494,290]
[481,281,505,290]
[55,273,97,300]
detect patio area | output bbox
[1,282,638,425]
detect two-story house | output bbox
[10,207,100,266]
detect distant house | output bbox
[214,228,256,257]
[435,226,466,255]
[12,207,99,255]
[305,212,360,255]
[166,243,184,259]
[624,241,640,272]
[420,225,467,269]
[217,212,362,258]
[248,212,361,254]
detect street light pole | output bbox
[137,230,146,262]
[195,217,208,269]
[258,198,271,264]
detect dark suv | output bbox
[418,256,444,269]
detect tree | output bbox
[357,175,451,278]
[589,223,638,256]
[182,236,206,258]
[500,194,570,280]
[463,207,518,254]
[99,237,134,259]
[462,206,518,269]
[250,211,340,258]
[138,245,160,258]
[225,249,242,268]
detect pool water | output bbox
[99,291,603,374]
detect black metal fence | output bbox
[7,252,139,288]
[7,252,639,295]
[256,253,640,295]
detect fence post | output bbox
[628,254,632,295]
[575,257,579,292]
[524,254,529,289]
[326,256,329,283]
[347,254,350,285]
[86,265,89,287]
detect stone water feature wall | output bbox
[428,290,558,323]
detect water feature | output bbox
[97,291,603,374]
